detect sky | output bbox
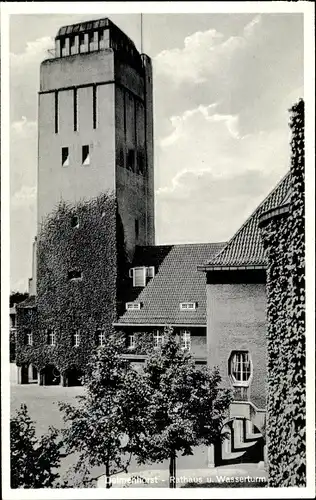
[9,12,304,291]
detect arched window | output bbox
[228,351,252,386]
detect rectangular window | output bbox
[68,270,82,281]
[153,330,164,349]
[133,267,146,287]
[180,330,191,351]
[24,330,32,346]
[72,331,80,347]
[82,145,90,166]
[146,267,155,279]
[93,85,97,129]
[73,88,77,131]
[62,147,69,167]
[96,329,106,347]
[79,33,85,47]
[229,351,251,384]
[89,32,94,45]
[126,302,141,310]
[128,334,135,349]
[135,219,139,240]
[55,91,59,133]
[180,302,197,310]
[47,330,56,346]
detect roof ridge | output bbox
[208,171,290,265]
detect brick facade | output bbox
[206,279,267,410]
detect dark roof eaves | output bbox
[198,264,267,272]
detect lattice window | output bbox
[180,330,191,351]
[229,351,251,385]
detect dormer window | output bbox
[129,266,155,287]
[126,302,142,311]
[131,267,146,287]
[180,302,197,311]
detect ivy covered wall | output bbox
[260,100,305,487]
[16,192,128,374]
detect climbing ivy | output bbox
[16,192,128,374]
[260,99,305,487]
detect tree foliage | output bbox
[132,327,232,488]
[10,404,61,488]
[260,99,305,487]
[59,335,148,488]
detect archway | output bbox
[64,366,84,387]
[41,365,61,386]
[216,417,264,467]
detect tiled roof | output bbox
[117,243,225,326]
[206,173,291,268]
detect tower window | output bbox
[24,330,33,346]
[180,330,191,351]
[93,85,97,129]
[71,215,79,228]
[135,219,139,240]
[229,351,252,385]
[79,33,85,46]
[62,147,69,167]
[82,145,90,166]
[68,270,82,281]
[47,330,56,346]
[55,91,59,133]
[127,149,135,171]
[73,88,77,131]
[72,331,80,347]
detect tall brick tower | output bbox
[38,18,155,259]
[16,18,155,385]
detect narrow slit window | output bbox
[62,147,69,167]
[73,88,77,131]
[135,219,139,240]
[82,145,90,165]
[55,91,59,133]
[93,85,97,129]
